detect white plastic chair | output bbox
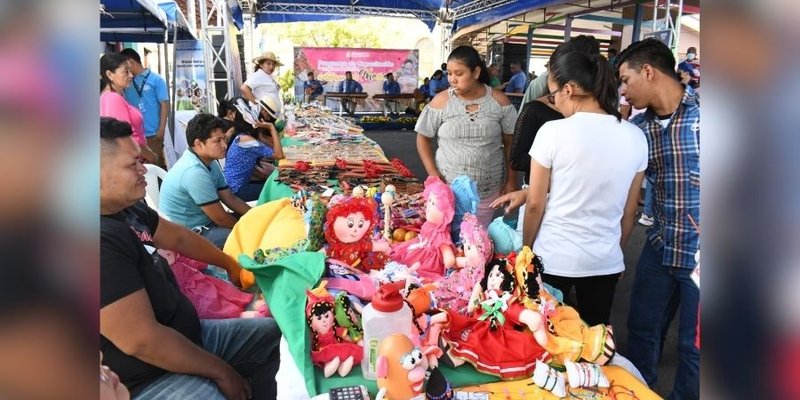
[143,163,168,212]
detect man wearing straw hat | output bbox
[241,51,284,117]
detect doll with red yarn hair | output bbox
[306,287,363,377]
[324,196,390,271]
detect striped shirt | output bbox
[631,85,700,269]
[415,85,517,198]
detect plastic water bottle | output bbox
[360,281,413,380]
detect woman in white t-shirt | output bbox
[491,48,647,326]
[241,51,283,115]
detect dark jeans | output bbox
[235,181,266,202]
[542,272,621,326]
[627,240,699,400]
[134,318,282,399]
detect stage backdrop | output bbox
[293,47,419,112]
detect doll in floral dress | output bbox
[434,213,493,314]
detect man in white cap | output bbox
[241,51,283,115]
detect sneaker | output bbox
[638,214,654,226]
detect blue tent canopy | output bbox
[449,0,568,34]
[253,0,443,30]
[100,0,196,43]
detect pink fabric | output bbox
[167,254,254,319]
[100,91,147,146]
[391,176,455,279]
[476,192,500,227]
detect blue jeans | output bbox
[195,223,232,249]
[235,181,266,202]
[627,240,699,400]
[134,318,281,400]
[643,180,654,216]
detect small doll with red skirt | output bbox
[306,286,363,377]
[324,196,390,272]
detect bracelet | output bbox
[426,381,452,400]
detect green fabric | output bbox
[315,362,500,396]
[280,136,305,147]
[489,76,501,88]
[239,251,326,397]
[257,169,295,205]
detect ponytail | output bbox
[590,54,622,121]
[549,50,622,121]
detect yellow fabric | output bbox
[456,365,662,399]
[223,198,307,288]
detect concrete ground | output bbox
[364,129,680,398]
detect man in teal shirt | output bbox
[159,114,251,248]
[121,48,169,167]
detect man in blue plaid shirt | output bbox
[617,39,700,400]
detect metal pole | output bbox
[652,0,657,31]
[564,16,573,41]
[673,0,683,52]
[525,24,534,75]
[632,1,643,43]
[169,27,177,150]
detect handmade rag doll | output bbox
[433,213,493,314]
[513,246,617,366]
[306,285,363,377]
[391,176,456,279]
[324,196,390,271]
[431,256,550,380]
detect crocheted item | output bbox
[487,216,522,254]
[305,193,327,252]
[531,360,566,397]
[449,175,479,244]
[252,239,310,265]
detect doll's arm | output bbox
[440,244,455,269]
[454,256,467,270]
[371,238,390,253]
[519,308,549,347]
[467,283,483,314]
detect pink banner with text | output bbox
[293,47,419,112]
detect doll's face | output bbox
[486,265,504,291]
[310,309,334,334]
[333,211,370,243]
[463,241,483,267]
[425,193,443,224]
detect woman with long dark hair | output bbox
[222,96,284,202]
[415,45,518,227]
[491,43,647,326]
[100,53,158,163]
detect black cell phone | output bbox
[328,385,368,400]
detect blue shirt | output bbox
[505,71,528,94]
[337,79,363,93]
[630,85,700,269]
[303,79,324,96]
[159,150,228,229]
[419,83,430,98]
[123,68,169,137]
[441,71,450,89]
[383,80,401,95]
[223,135,274,194]
[429,78,446,97]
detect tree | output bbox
[273,19,381,48]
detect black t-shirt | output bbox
[101,201,201,395]
[510,100,564,177]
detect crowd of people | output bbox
[99,35,699,399]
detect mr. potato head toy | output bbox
[375,334,442,400]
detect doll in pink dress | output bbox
[306,288,363,377]
[391,176,456,279]
[324,196,390,272]
[434,213,493,314]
